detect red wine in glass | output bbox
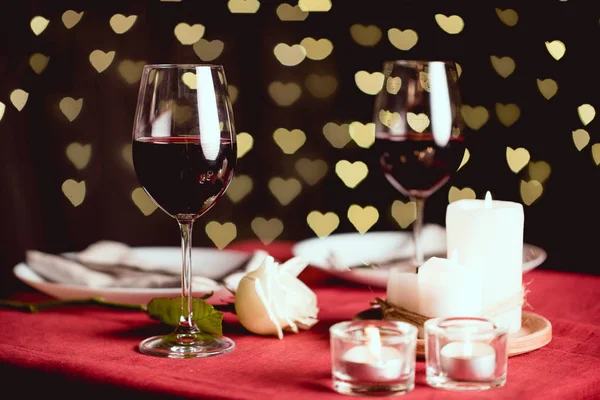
[133,137,235,218]
[376,132,465,199]
[372,60,464,268]
[132,64,237,358]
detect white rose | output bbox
[234,254,319,339]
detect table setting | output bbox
[2,59,573,398]
[1,2,600,399]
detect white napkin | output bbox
[325,224,447,271]
[25,241,252,289]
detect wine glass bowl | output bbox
[373,60,464,267]
[132,64,237,358]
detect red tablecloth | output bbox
[2,241,600,399]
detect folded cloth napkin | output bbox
[25,241,252,289]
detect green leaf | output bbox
[147,297,223,336]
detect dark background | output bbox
[1,0,599,297]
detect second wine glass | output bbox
[372,60,464,268]
[132,64,237,358]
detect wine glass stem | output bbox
[178,220,197,331]
[412,197,426,269]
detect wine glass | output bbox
[132,64,237,358]
[372,60,464,268]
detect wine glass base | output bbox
[139,333,235,359]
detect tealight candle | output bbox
[330,320,417,396]
[440,341,496,381]
[341,327,403,382]
[425,317,509,391]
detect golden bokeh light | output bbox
[306,211,339,238]
[89,50,115,73]
[109,14,137,34]
[520,180,543,206]
[29,53,49,74]
[276,4,309,21]
[174,23,205,45]
[193,38,224,61]
[448,186,476,203]
[545,40,566,60]
[457,149,470,171]
[537,78,558,100]
[496,103,520,127]
[572,129,590,151]
[251,217,284,245]
[237,132,254,158]
[295,158,328,186]
[30,16,50,36]
[59,97,83,122]
[300,37,333,60]
[490,56,515,78]
[506,147,531,173]
[205,221,237,249]
[131,188,157,216]
[528,161,551,183]
[10,90,28,112]
[62,179,86,207]
[355,71,384,95]
[577,104,595,126]
[350,24,382,46]
[391,200,416,228]
[62,10,83,29]
[348,204,379,234]
[268,177,302,205]
[323,122,351,148]
[227,0,261,13]
[273,128,306,154]
[268,81,302,106]
[460,105,489,130]
[66,143,92,170]
[274,43,306,66]
[298,0,332,12]
[435,14,464,34]
[495,9,518,26]
[387,28,418,50]
[226,175,253,203]
[349,122,375,148]
[335,160,369,188]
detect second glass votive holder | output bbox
[425,316,508,391]
[330,320,418,397]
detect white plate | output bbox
[292,226,547,288]
[13,247,250,305]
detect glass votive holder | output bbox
[330,320,418,397]
[425,316,509,391]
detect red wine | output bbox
[376,133,465,198]
[133,137,236,219]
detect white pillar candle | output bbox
[386,266,422,337]
[417,256,483,325]
[440,341,496,381]
[386,265,419,314]
[445,192,524,333]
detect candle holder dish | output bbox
[330,320,418,396]
[354,301,552,359]
[424,317,508,391]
